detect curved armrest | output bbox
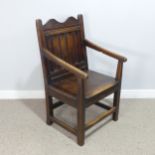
[42,48,88,79]
[84,39,127,62]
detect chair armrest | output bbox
[84,39,127,62]
[42,48,88,79]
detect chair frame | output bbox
[36,15,127,146]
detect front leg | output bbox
[77,79,85,146]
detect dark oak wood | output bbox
[77,78,85,145]
[51,70,119,99]
[46,94,53,125]
[113,61,123,121]
[52,101,64,109]
[36,14,127,146]
[84,39,127,62]
[95,102,112,110]
[43,48,88,79]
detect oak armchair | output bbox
[36,14,127,146]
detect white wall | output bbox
[0,0,155,94]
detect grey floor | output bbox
[0,99,155,155]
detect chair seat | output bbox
[52,70,119,99]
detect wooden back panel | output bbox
[36,15,88,82]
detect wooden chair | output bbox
[36,14,127,146]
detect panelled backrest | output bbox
[36,15,88,82]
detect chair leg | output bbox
[45,93,53,125]
[113,89,121,121]
[77,104,85,146]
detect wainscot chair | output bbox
[36,14,127,146]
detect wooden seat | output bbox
[51,70,119,99]
[36,14,127,146]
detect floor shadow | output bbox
[85,117,112,139]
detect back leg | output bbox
[45,93,53,125]
[113,89,121,121]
